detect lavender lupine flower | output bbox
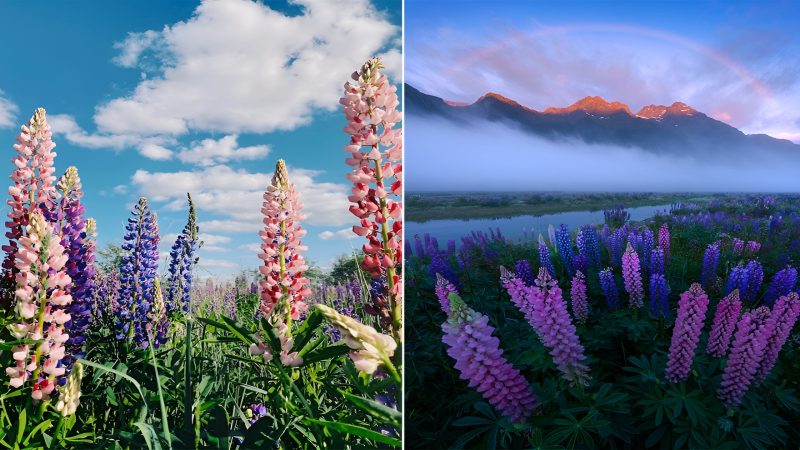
[745,240,761,256]
[555,224,575,277]
[665,284,709,383]
[706,290,743,357]
[642,229,654,274]
[442,293,539,422]
[725,264,748,298]
[658,223,670,261]
[701,243,720,289]
[53,168,96,370]
[732,238,744,256]
[649,273,670,319]
[622,243,644,308]
[500,267,535,325]
[754,292,800,382]
[116,198,159,349]
[572,254,588,276]
[538,235,556,278]
[609,228,625,267]
[515,260,535,287]
[434,273,458,314]
[650,247,665,275]
[92,269,120,326]
[527,269,590,385]
[429,248,459,289]
[763,267,797,306]
[717,307,772,407]
[570,271,588,325]
[599,268,619,309]
[167,194,199,314]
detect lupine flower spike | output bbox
[538,234,556,277]
[599,268,619,308]
[6,212,72,400]
[658,223,670,261]
[434,273,458,314]
[622,243,643,308]
[441,293,538,423]
[718,307,772,407]
[570,271,588,325]
[754,292,800,382]
[706,290,742,357]
[55,361,83,417]
[649,273,670,318]
[665,283,709,383]
[341,57,403,341]
[167,193,200,314]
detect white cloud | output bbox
[96,0,399,137]
[238,243,262,253]
[0,91,18,128]
[318,227,357,240]
[132,164,351,231]
[113,184,129,195]
[139,143,173,160]
[161,231,232,253]
[48,114,141,149]
[177,135,270,166]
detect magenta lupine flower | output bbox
[706,290,743,357]
[570,271,588,325]
[621,243,644,308]
[258,160,311,322]
[442,293,538,423]
[745,240,761,256]
[754,292,800,382]
[732,238,744,256]
[5,212,71,400]
[342,57,403,338]
[665,283,709,383]
[658,223,670,261]
[3,109,59,302]
[717,307,772,408]
[434,273,458,314]
[529,268,590,385]
[500,266,536,328]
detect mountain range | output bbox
[406,84,799,159]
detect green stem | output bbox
[148,335,173,450]
[372,158,401,342]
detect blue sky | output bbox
[406,0,800,142]
[0,0,401,278]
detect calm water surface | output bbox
[407,204,671,247]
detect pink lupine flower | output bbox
[3,108,60,298]
[500,266,537,330]
[5,212,72,399]
[717,307,772,408]
[435,273,458,314]
[665,283,709,383]
[571,271,588,325]
[442,293,538,423]
[754,292,800,382]
[257,160,310,321]
[658,223,670,260]
[622,243,644,308]
[706,290,743,357]
[341,57,402,339]
[529,269,590,385]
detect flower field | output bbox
[406,196,800,449]
[0,58,402,449]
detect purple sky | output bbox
[406,1,800,142]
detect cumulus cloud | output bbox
[177,135,270,166]
[161,232,232,253]
[318,227,357,240]
[0,91,18,128]
[131,164,351,229]
[139,143,173,160]
[407,24,800,141]
[96,0,399,137]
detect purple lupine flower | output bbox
[555,224,575,277]
[93,269,121,325]
[609,228,626,267]
[500,267,534,323]
[547,224,556,248]
[745,240,761,256]
[732,238,744,256]
[658,223,670,261]
[706,290,743,357]
[642,229,654,274]
[701,243,720,290]
[429,248,459,289]
[649,273,670,318]
[622,243,644,308]
[413,235,424,258]
[665,283,709,383]
[599,268,619,309]
[579,225,602,270]
[167,194,199,314]
[570,271,588,325]
[576,227,586,260]
[763,267,797,306]
[434,273,458,314]
[116,198,160,348]
[627,230,643,257]
[743,260,763,303]
[754,292,800,382]
[717,307,772,407]
[527,269,590,385]
[442,293,539,423]
[447,239,456,255]
[538,235,556,278]
[650,247,665,275]
[572,253,588,276]
[515,259,535,287]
